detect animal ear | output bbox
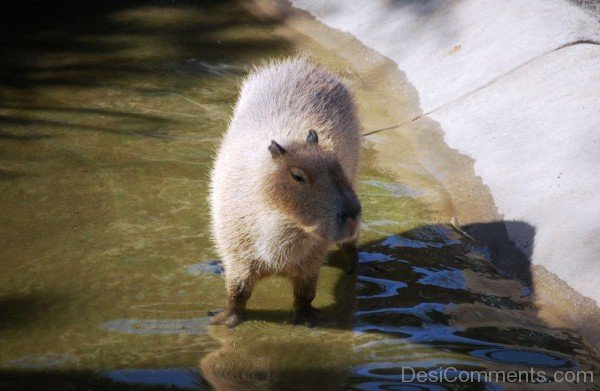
[268,140,286,159]
[307,129,318,144]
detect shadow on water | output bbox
[0,0,289,140]
[197,221,599,390]
[0,294,66,331]
[0,0,286,87]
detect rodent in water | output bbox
[209,57,361,327]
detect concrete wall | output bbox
[291,0,600,305]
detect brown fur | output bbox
[209,57,361,327]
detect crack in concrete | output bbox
[362,39,600,138]
[554,39,600,50]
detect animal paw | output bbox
[210,309,244,328]
[293,306,318,328]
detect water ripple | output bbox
[468,347,577,369]
[354,303,446,321]
[357,275,408,298]
[104,317,210,335]
[358,251,402,263]
[381,226,461,249]
[354,323,499,347]
[412,267,465,290]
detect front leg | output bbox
[292,273,319,328]
[211,272,256,328]
[338,240,359,274]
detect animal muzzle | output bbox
[336,198,362,238]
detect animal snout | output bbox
[337,205,362,223]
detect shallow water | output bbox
[0,1,599,390]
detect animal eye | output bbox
[291,171,306,183]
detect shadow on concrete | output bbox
[465,220,535,286]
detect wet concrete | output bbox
[1,1,599,390]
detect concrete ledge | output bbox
[291,0,600,113]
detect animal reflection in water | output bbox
[201,247,357,390]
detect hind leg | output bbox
[211,268,257,327]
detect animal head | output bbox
[265,130,361,243]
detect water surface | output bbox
[0,1,599,390]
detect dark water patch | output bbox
[413,267,465,290]
[358,251,403,264]
[346,221,600,388]
[102,368,204,390]
[471,294,528,310]
[356,275,408,298]
[0,369,211,390]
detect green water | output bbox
[1,1,599,390]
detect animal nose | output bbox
[337,206,361,223]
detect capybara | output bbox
[210,57,361,327]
